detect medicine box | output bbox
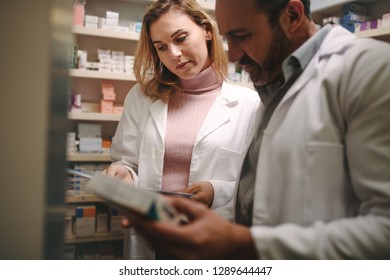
[75,205,96,237]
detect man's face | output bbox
[216,0,291,85]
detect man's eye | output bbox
[234,34,250,41]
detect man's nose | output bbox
[227,41,243,63]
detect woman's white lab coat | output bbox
[111,81,259,259]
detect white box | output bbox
[79,137,102,153]
[78,123,102,138]
[85,15,99,23]
[106,11,119,19]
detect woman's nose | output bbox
[169,44,182,58]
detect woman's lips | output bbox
[176,61,190,69]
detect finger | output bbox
[121,217,134,228]
[167,196,208,220]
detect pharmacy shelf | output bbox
[68,112,121,122]
[67,152,111,162]
[69,69,136,81]
[356,26,390,41]
[134,0,215,10]
[66,193,103,203]
[72,25,140,41]
[311,0,353,13]
[197,0,215,11]
[65,232,124,244]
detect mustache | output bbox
[238,55,256,66]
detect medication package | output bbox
[66,169,188,225]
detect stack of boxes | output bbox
[64,205,124,238]
[100,81,124,114]
[341,3,370,32]
[75,205,96,237]
[112,51,125,74]
[72,163,109,194]
[97,49,133,75]
[125,55,134,75]
[101,81,115,114]
[84,14,99,29]
[98,11,130,33]
[78,123,103,154]
[98,49,112,73]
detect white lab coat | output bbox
[111,81,259,259]
[246,26,390,259]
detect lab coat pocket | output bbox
[303,141,347,223]
[214,148,242,181]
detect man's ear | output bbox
[279,0,305,37]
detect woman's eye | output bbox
[156,45,167,51]
[176,35,187,43]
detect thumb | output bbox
[166,196,208,220]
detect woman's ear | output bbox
[206,31,212,41]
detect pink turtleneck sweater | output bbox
[161,66,222,191]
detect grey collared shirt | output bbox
[235,24,333,226]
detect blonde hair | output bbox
[134,0,228,103]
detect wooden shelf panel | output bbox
[72,25,140,41]
[67,152,111,162]
[356,26,390,41]
[65,193,103,203]
[68,112,121,121]
[65,232,124,244]
[69,69,136,81]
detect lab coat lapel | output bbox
[269,26,356,132]
[194,95,231,145]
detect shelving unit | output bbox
[70,69,136,81]
[67,1,136,259]
[312,0,390,42]
[356,25,390,41]
[67,152,111,162]
[72,25,140,41]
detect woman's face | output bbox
[150,8,212,80]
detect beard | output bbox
[240,24,292,85]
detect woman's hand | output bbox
[184,181,214,207]
[103,164,134,185]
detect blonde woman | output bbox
[105,0,260,259]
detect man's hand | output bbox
[125,197,258,259]
[103,164,134,185]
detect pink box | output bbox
[101,100,113,113]
[113,106,124,114]
[73,4,85,26]
[102,91,116,101]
